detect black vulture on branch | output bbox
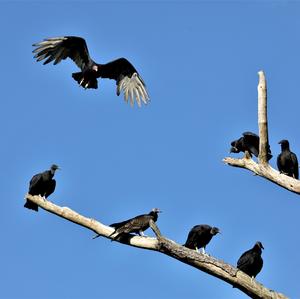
[230,132,272,161]
[93,208,161,240]
[32,36,149,107]
[24,164,60,212]
[183,225,220,255]
[277,139,299,179]
[109,208,161,239]
[237,241,264,279]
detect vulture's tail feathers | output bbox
[72,72,98,89]
[24,200,38,212]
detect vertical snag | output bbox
[257,71,269,164]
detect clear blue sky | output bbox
[1,1,300,298]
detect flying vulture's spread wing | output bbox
[33,36,93,70]
[100,58,149,107]
[33,36,149,107]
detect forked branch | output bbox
[223,70,300,194]
[25,194,288,299]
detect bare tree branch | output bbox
[223,156,300,194]
[25,194,288,299]
[258,70,269,164]
[223,70,300,194]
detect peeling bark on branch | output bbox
[224,70,300,195]
[25,194,288,299]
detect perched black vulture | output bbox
[107,208,161,240]
[183,224,220,254]
[32,36,149,107]
[237,241,264,279]
[230,132,272,161]
[24,164,60,212]
[277,139,299,179]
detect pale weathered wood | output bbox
[25,194,288,299]
[149,220,287,299]
[258,70,269,164]
[25,194,159,250]
[224,70,300,195]
[223,156,300,194]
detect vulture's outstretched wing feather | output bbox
[33,36,93,70]
[100,58,149,107]
[33,37,149,107]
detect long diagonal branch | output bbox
[223,70,300,195]
[25,194,288,299]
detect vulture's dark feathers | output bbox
[109,208,161,240]
[184,224,220,254]
[277,139,299,179]
[33,36,149,107]
[24,164,60,212]
[237,241,264,278]
[230,131,272,161]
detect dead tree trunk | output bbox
[25,194,288,299]
[223,70,300,195]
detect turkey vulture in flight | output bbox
[277,139,299,179]
[237,241,264,279]
[183,224,220,254]
[32,36,149,107]
[24,164,60,212]
[93,208,161,240]
[230,131,272,161]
